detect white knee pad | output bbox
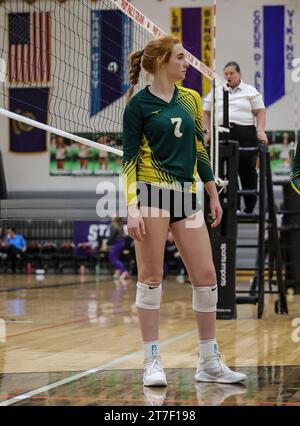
[136,282,162,310]
[192,285,218,313]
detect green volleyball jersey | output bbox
[292,141,300,179]
[291,140,300,194]
[122,84,214,205]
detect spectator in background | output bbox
[55,136,67,170]
[163,231,186,283]
[279,132,291,169]
[78,143,90,170]
[0,227,6,265]
[107,217,130,280]
[98,135,110,171]
[4,227,27,273]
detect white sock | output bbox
[199,338,218,358]
[144,340,160,361]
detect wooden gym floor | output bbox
[0,273,299,406]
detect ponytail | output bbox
[127,49,144,100]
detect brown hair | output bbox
[127,35,181,99]
[112,217,124,234]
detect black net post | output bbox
[206,140,239,319]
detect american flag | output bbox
[9,12,51,83]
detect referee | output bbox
[203,61,268,214]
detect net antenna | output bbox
[0,0,227,165]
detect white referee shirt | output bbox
[203,80,265,126]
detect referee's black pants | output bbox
[229,124,258,213]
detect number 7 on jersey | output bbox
[171,117,183,137]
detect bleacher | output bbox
[0,219,135,274]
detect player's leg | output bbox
[134,206,170,386]
[170,210,247,383]
[170,210,216,340]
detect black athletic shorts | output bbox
[136,181,201,224]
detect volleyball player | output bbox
[122,35,247,387]
[291,142,300,195]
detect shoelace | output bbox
[145,358,164,375]
[198,352,226,375]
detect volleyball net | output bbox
[0,0,226,179]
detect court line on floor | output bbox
[6,316,92,339]
[0,329,197,406]
[0,279,99,293]
[0,273,258,293]
[6,296,189,339]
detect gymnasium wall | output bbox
[137,0,300,129]
[0,0,299,192]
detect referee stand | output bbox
[235,144,288,318]
[205,89,288,319]
[206,139,288,319]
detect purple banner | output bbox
[182,8,202,93]
[9,87,48,153]
[90,10,133,116]
[73,221,111,247]
[263,5,285,107]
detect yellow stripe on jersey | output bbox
[123,151,141,205]
[123,153,140,203]
[177,86,213,184]
[137,134,183,191]
[176,88,197,117]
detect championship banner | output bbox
[90,10,133,116]
[49,132,123,176]
[9,88,48,153]
[170,7,213,97]
[253,5,296,107]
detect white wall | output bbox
[0,0,300,192]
